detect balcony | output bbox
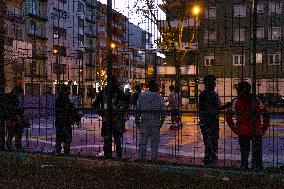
[27,8,48,21]
[85,15,96,24]
[5,11,24,24]
[27,29,47,40]
[85,31,96,38]
[83,0,96,9]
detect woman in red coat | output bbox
[226,81,270,170]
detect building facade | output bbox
[158,0,284,103]
[199,0,284,103]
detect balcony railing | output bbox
[5,11,24,24]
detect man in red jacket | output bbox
[226,81,270,170]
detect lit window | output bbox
[205,7,216,19]
[204,55,215,66]
[268,27,281,40]
[233,29,245,42]
[78,34,84,45]
[269,1,282,14]
[233,54,245,66]
[251,53,263,63]
[204,31,216,43]
[234,4,246,17]
[53,31,59,38]
[268,53,281,65]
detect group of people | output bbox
[0,75,271,170]
[199,75,270,170]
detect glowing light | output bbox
[110,43,116,49]
[192,5,201,16]
[53,49,58,54]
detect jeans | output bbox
[139,125,160,161]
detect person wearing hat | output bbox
[226,81,270,170]
[198,75,221,166]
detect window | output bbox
[78,1,84,13]
[29,21,37,34]
[234,4,246,17]
[78,18,84,29]
[268,27,281,40]
[78,34,84,45]
[204,31,216,43]
[268,53,281,65]
[53,27,66,39]
[257,28,265,39]
[204,55,215,66]
[233,29,245,42]
[257,2,265,13]
[269,1,282,14]
[251,53,263,63]
[205,7,216,19]
[27,0,37,14]
[53,64,66,74]
[233,54,245,66]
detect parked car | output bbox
[258,93,284,107]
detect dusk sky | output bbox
[98,0,165,28]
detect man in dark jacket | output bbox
[198,75,221,166]
[92,76,127,159]
[0,86,25,151]
[55,85,79,154]
[226,81,270,170]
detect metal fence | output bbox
[0,0,284,169]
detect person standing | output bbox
[226,81,270,170]
[166,85,182,130]
[0,86,26,151]
[136,80,165,161]
[69,91,84,127]
[92,76,127,159]
[198,75,221,165]
[55,85,79,154]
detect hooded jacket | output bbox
[226,95,270,136]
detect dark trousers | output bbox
[201,126,219,165]
[55,126,72,154]
[103,135,122,159]
[6,126,23,151]
[0,120,5,150]
[238,136,263,169]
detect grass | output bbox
[0,152,283,189]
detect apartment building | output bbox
[199,0,284,102]
[24,0,48,95]
[2,0,48,94]
[158,0,284,102]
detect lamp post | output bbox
[53,48,60,94]
[192,4,201,105]
[105,0,113,159]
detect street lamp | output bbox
[192,5,201,17]
[192,4,201,105]
[110,42,116,49]
[52,47,60,94]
